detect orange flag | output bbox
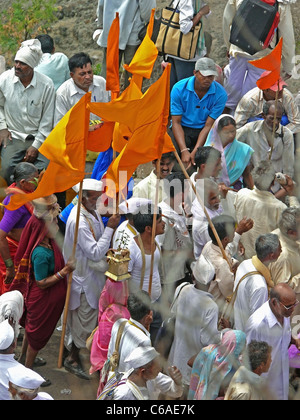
[103,64,175,196]
[123,8,158,90]
[249,37,283,90]
[106,12,120,99]
[5,93,91,211]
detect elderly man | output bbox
[234,160,296,259]
[170,57,227,171]
[269,207,300,324]
[0,319,22,400]
[8,364,53,400]
[234,233,282,332]
[236,100,295,200]
[63,178,120,380]
[0,39,55,183]
[246,284,300,400]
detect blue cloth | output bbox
[170,77,228,129]
[59,147,133,226]
[35,53,70,91]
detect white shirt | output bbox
[157,201,192,284]
[113,370,182,400]
[0,69,55,149]
[107,318,151,374]
[133,170,166,203]
[0,354,22,400]
[234,187,287,259]
[234,87,300,134]
[112,220,138,250]
[168,285,221,385]
[236,120,295,183]
[127,237,161,302]
[234,259,269,332]
[63,205,114,310]
[245,301,291,400]
[55,76,110,125]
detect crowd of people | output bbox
[0,0,300,402]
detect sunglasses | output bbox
[278,299,299,311]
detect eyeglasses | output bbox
[278,300,299,311]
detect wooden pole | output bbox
[269,80,280,160]
[148,159,161,296]
[58,180,83,368]
[173,149,233,271]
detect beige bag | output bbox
[155,1,202,60]
[221,271,260,323]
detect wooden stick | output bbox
[148,159,161,296]
[269,80,280,160]
[58,180,83,368]
[173,149,233,271]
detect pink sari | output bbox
[90,278,130,377]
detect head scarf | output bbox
[9,215,64,299]
[189,329,246,400]
[15,39,43,69]
[205,115,254,187]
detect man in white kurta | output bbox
[168,255,221,389]
[245,300,292,400]
[63,179,120,378]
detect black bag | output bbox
[229,0,280,55]
[138,17,162,43]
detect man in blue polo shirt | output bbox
[171,57,227,172]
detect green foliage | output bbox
[0,0,59,65]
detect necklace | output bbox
[39,240,52,250]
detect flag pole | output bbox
[269,80,280,160]
[173,149,233,271]
[58,179,83,368]
[148,160,161,296]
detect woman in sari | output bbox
[9,195,75,380]
[188,329,246,400]
[205,115,254,190]
[0,163,38,295]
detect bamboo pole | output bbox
[268,80,280,160]
[173,149,233,271]
[148,160,161,296]
[58,180,83,368]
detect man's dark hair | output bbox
[263,100,284,116]
[164,172,186,198]
[194,146,221,169]
[127,290,152,321]
[248,341,271,372]
[133,204,162,234]
[36,34,54,54]
[208,214,236,245]
[69,52,92,72]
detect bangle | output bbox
[4,258,14,268]
[55,271,64,280]
[180,148,190,153]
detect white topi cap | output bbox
[124,346,159,369]
[192,254,215,285]
[0,319,15,350]
[8,365,45,389]
[118,198,152,215]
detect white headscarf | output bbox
[15,39,43,69]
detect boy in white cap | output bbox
[8,365,53,400]
[112,346,183,400]
[0,39,55,183]
[0,319,23,400]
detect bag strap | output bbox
[229,271,261,305]
[115,320,127,353]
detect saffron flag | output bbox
[5,93,91,211]
[90,64,175,196]
[249,37,283,90]
[106,12,120,99]
[123,9,158,90]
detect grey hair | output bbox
[10,383,39,397]
[251,161,276,191]
[279,207,300,236]
[255,233,280,261]
[11,162,37,184]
